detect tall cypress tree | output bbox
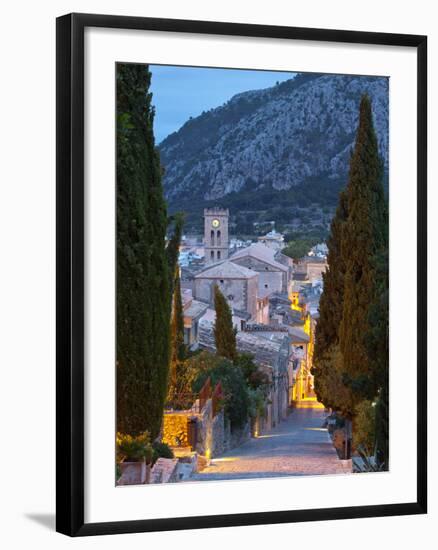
[338,95,387,417]
[312,190,355,413]
[167,267,186,403]
[213,285,237,361]
[313,95,388,427]
[116,64,179,438]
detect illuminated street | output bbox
[192,408,349,481]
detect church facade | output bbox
[194,260,258,320]
[229,242,289,296]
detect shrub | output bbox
[190,351,250,429]
[116,431,153,463]
[152,441,174,464]
[247,387,267,419]
[353,400,376,455]
[234,353,270,393]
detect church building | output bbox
[229,242,289,295]
[194,260,258,321]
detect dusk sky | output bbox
[149,65,296,143]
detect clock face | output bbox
[212,219,220,228]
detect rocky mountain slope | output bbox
[158,72,388,215]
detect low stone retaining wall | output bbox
[163,398,252,465]
[224,419,251,451]
[150,458,179,483]
[196,398,225,457]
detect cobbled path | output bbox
[191,408,349,481]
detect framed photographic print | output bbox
[56,13,427,536]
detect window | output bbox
[220,279,224,284]
[211,250,214,260]
[217,250,221,260]
[210,230,215,246]
[264,284,268,288]
[217,230,221,246]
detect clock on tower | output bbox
[212,219,220,228]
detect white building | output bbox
[257,229,285,252]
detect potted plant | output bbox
[116,431,153,485]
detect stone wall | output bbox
[195,398,225,458]
[232,256,287,294]
[194,276,254,318]
[162,412,190,448]
[306,262,327,282]
[224,419,251,451]
[150,458,179,483]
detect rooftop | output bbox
[184,299,208,320]
[304,256,328,264]
[288,326,310,344]
[199,307,251,327]
[229,242,288,272]
[194,260,258,280]
[198,319,289,369]
[258,230,284,241]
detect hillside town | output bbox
[118,207,345,485]
[180,207,327,419]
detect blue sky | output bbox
[149,65,296,143]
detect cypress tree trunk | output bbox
[116,64,179,439]
[213,285,237,361]
[339,95,387,418]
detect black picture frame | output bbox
[56,12,427,537]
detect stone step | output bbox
[294,399,325,409]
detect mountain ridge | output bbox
[158,72,388,225]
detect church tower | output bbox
[204,208,229,265]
